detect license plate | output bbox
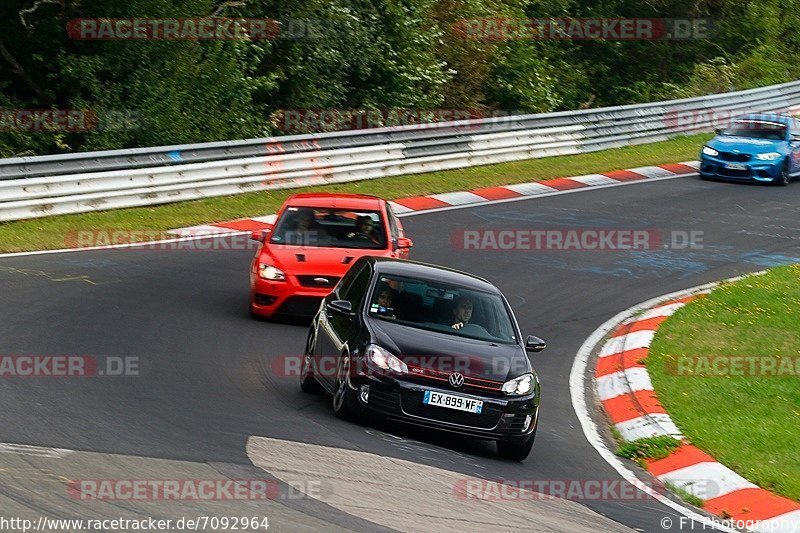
[423,390,483,414]
[724,163,747,170]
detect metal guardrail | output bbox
[1,80,799,221]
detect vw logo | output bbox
[448,372,465,388]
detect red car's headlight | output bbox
[258,263,286,281]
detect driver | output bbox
[370,284,396,319]
[451,296,474,330]
[346,215,377,243]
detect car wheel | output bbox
[332,355,359,420]
[300,331,324,394]
[776,163,791,186]
[300,355,323,394]
[497,425,537,461]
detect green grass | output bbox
[0,133,709,252]
[664,481,706,508]
[648,264,800,502]
[616,436,682,466]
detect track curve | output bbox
[2,175,800,531]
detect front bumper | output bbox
[699,154,783,182]
[250,275,331,317]
[352,373,538,442]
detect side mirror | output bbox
[714,127,724,135]
[250,230,267,242]
[525,335,547,353]
[397,237,413,249]
[327,299,354,316]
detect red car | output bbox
[249,193,413,318]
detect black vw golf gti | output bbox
[300,257,546,460]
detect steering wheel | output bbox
[349,231,373,241]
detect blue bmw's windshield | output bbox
[722,120,787,140]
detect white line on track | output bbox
[0,443,73,458]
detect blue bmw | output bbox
[699,113,800,186]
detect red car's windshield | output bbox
[269,206,387,249]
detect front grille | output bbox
[277,296,323,316]
[296,275,340,288]
[405,364,504,396]
[400,390,502,429]
[718,167,752,178]
[366,388,401,412]
[718,151,751,162]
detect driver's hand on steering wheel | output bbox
[346,231,372,240]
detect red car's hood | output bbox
[260,244,386,276]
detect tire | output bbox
[300,356,323,394]
[300,332,323,394]
[776,163,791,186]
[497,425,537,461]
[332,355,360,420]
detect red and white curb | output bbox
[594,280,800,532]
[167,161,699,236]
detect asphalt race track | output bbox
[2,175,799,532]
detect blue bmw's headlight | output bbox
[755,152,781,161]
[702,146,719,157]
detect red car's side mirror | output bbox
[250,230,267,242]
[397,237,413,249]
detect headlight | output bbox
[365,344,407,374]
[702,146,719,157]
[502,373,535,396]
[755,152,781,161]
[258,263,285,281]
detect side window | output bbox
[336,263,362,298]
[341,266,371,308]
[386,206,400,241]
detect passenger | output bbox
[291,209,319,231]
[286,209,325,245]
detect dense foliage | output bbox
[1,0,798,156]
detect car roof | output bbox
[368,257,499,293]
[734,113,794,126]
[285,193,384,210]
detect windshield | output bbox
[368,274,518,344]
[269,207,387,249]
[722,120,787,140]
